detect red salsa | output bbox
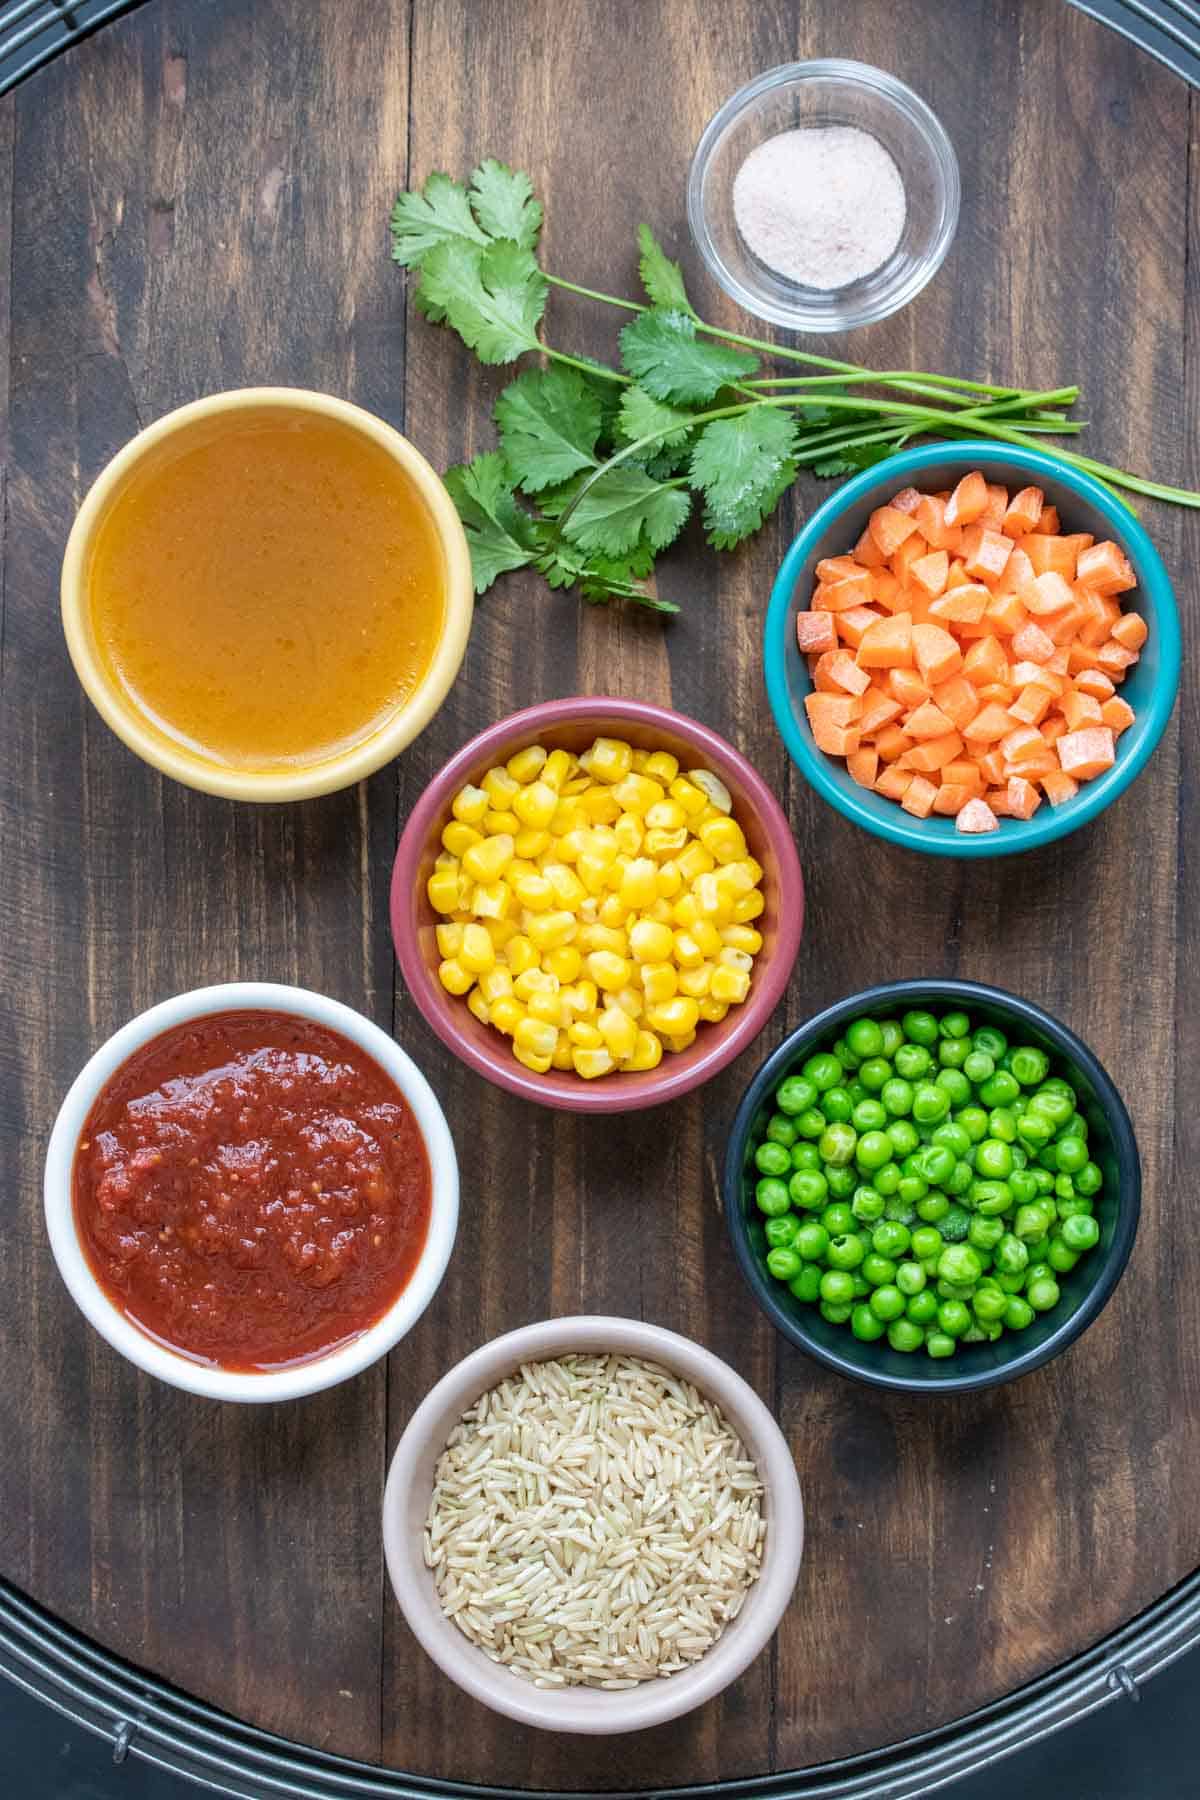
[72,1010,432,1371]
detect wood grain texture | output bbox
[0,0,1194,1788]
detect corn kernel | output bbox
[618,856,658,911]
[643,750,679,785]
[577,853,610,895]
[630,748,649,772]
[693,872,733,923]
[560,774,591,796]
[598,1005,639,1060]
[675,840,716,883]
[719,946,753,972]
[677,963,713,998]
[427,868,461,914]
[628,917,674,963]
[733,890,765,924]
[645,799,686,833]
[568,979,598,1014]
[505,934,538,976]
[436,922,465,959]
[573,1046,616,1079]
[459,923,495,973]
[644,996,700,1036]
[442,820,484,858]
[478,966,513,1004]
[451,783,490,825]
[698,998,729,1023]
[483,808,521,837]
[541,748,573,792]
[711,965,751,1004]
[528,990,562,1026]
[507,858,539,885]
[673,895,699,929]
[717,860,758,898]
[742,856,764,885]
[673,930,705,969]
[690,919,723,959]
[698,815,747,863]
[528,909,578,952]
[721,924,763,955]
[514,1043,553,1073]
[655,861,683,899]
[467,989,491,1026]
[434,849,457,869]
[551,1036,575,1070]
[512,872,554,912]
[611,773,665,816]
[543,862,586,908]
[582,736,633,784]
[513,967,557,1001]
[507,744,548,785]
[438,957,473,997]
[669,777,707,816]
[490,995,524,1035]
[482,766,520,807]
[579,897,599,923]
[587,950,630,992]
[614,811,644,856]
[579,922,628,956]
[580,787,620,824]
[462,834,514,884]
[644,897,674,925]
[626,1028,663,1071]
[690,768,732,813]
[640,962,678,1005]
[485,919,517,947]
[598,893,630,929]
[611,985,643,1019]
[645,826,689,857]
[663,1030,697,1054]
[583,826,619,864]
[513,779,558,830]
[470,882,511,921]
[568,1021,604,1049]
[557,828,588,864]
[514,827,551,860]
[543,945,582,984]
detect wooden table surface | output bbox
[1,0,1197,1790]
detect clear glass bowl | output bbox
[687,60,960,334]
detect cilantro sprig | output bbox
[390,161,1200,612]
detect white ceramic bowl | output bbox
[43,982,459,1403]
[382,1316,804,1734]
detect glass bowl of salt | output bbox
[688,60,960,334]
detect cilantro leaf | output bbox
[533,528,675,612]
[418,239,546,364]
[561,466,691,556]
[494,367,603,492]
[808,441,902,478]
[690,409,798,549]
[390,171,488,267]
[442,452,538,594]
[636,224,696,317]
[616,385,696,451]
[469,160,543,250]
[619,309,758,404]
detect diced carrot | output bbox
[813,722,861,757]
[961,525,1013,584]
[892,532,930,588]
[1041,716,1068,746]
[836,605,884,650]
[898,732,964,773]
[962,702,1014,744]
[928,584,990,624]
[886,666,932,708]
[1060,689,1104,732]
[907,593,936,629]
[942,760,983,791]
[1057,726,1116,781]
[956,798,1000,834]
[872,569,905,611]
[904,700,956,740]
[901,774,938,818]
[796,609,837,655]
[995,545,1035,597]
[980,484,1009,531]
[1032,505,1060,535]
[847,746,880,788]
[1073,588,1115,648]
[931,674,981,731]
[1003,486,1044,537]
[869,505,921,558]
[1041,769,1079,806]
[1007,776,1042,820]
[816,555,862,584]
[814,649,871,697]
[1024,533,1078,580]
[976,682,1016,707]
[962,635,1009,687]
[985,590,1029,637]
[805,691,863,731]
[1101,696,1135,736]
[912,622,962,686]
[1076,541,1136,595]
[1067,642,1104,675]
[987,788,1015,817]
[910,549,950,600]
[1097,640,1139,677]
[1000,725,1049,766]
[1044,603,1089,646]
[1045,646,1071,675]
[979,750,1008,787]
[874,724,914,762]
[944,471,988,527]
[933,783,974,816]
[945,560,972,590]
[858,687,904,736]
[914,494,963,553]
[1010,662,1064,694]
[1006,755,1059,783]
[889,485,923,515]
[823,570,876,611]
[1111,611,1148,652]
[1008,683,1054,727]
[857,611,914,669]
[1011,621,1056,665]
[1024,570,1076,616]
[853,527,886,570]
[875,766,914,800]
[1075,668,1116,701]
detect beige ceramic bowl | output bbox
[382,1315,804,1733]
[60,387,473,802]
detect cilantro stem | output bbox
[543,345,629,384]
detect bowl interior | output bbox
[727,983,1139,1391]
[765,443,1180,857]
[689,61,959,332]
[395,704,801,1110]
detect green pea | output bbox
[776,1074,818,1115]
[1027,1275,1061,1312]
[790,1142,821,1171]
[1030,1087,1074,1128]
[930,1120,968,1156]
[938,1244,983,1285]
[1016,1107,1055,1149]
[898,1176,928,1207]
[938,1036,970,1069]
[832,1037,860,1071]
[916,1190,951,1223]
[789,1265,823,1303]
[906,1289,938,1324]
[1065,1112,1089,1140]
[879,1020,904,1057]
[972,1285,1008,1323]
[1003,1296,1035,1330]
[972,1025,1008,1059]
[1014,1203,1051,1242]
[820,1301,853,1323]
[896,1260,926,1296]
[994,1232,1029,1275]
[795,1107,827,1139]
[874,1161,901,1197]
[963,1050,995,1085]
[887,1118,920,1158]
[968,1214,1005,1251]
[1054,1174,1075,1202]
[794,1221,830,1261]
[826,1165,857,1199]
[937,1010,969,1039]
[851,1185,885,1224]
[1010,1045,1049,1086]
[995,1270,1027,1294]
[975,1138,1014,1180]
[764,1215,800,1249]
[755,1178,791,1217]
[937,1068,972,1106]
[1056,1193,1094,1220]
[869,1283,905,1322]
[1007,1168,1039,1205]
[845,1018,885,1060]
[1055,1136,1089,1174]
[947,1160,974,1197]
[819,1123,858,1169]
[987,1108,1018,1145]
[902,1009,939,1046]
[913,1083,951,1125]
[755,1140,791,1177]
[788,1169,827,1211]
[1075,1160,1103,1197]
[1032,1166,1055,1195]
[822,1086,854,1123]
[879,1077,914,1118]
[918,1144,956,1188]
[858,1057,892,1092]
[819,1268,856,1306]
[1062,1212,1100,1252]
[851,1303,886,1341]
[1040,1077,1075,1099]
[766,1246,803,1281]
[894,1041,932,1080]
[888,1318,925,1353]
[851,1098,887,1132]
[861,1253,897,1287]
[955,1105,989,1144]
[847,1080,869,1105]
[765,1113,798,1148]
[926,1331,957,1359]
[979,1070,1020,1107]
[821,1202,855,1236]
[1047,1238,1079,1273]
[827,1233,866,1271]
[938,1299,971,1337]
[972,1180,1014,1218]
[872,1220,911,1258]
[803,1051,843,1091]
[855,1129,893,1172]
[851,1273,871,1298]
[910,1226,944,1261]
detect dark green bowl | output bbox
[723,979,1140,1393]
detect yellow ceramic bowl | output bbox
[60,388,473,802]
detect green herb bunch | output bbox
[391,160,1198,614]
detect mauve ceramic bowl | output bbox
[390,697,804,1112]
[382,1315,804,1734]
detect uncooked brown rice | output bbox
[422,1353,766,1689]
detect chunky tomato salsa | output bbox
[72,1010,432,1371]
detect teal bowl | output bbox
[764,442,1181,857]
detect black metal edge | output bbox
[3,1568,1200,1800]
[0,0,149,97]
[1066,0,1200,88]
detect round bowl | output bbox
[390,697,804,1112]
[43,982,459,1402]
[688,60,960,333]
[765,441,1181,857]
[723,979,1140,1394]
[60,388,474,802]
[382,1314,804,1733]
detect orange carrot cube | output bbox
[1067,642,1105,675]
[1003,487,1044,537]
[1041,716,1068,746]
[898,733,964,773]
[847,747,880,788]
[912,621,962,686]
[999,724,1049,765]
[1060,689,1104,732]
[910,550,950,600]
[944,471,988,527]
[1007,776,1042,820]
[963,702,1015,744]
[872,569,905,611]
[858,688,904,736]
[857,611,914,669]
[853,526,886,570]
[874,724,914,762]
[886,666,932,709]
[875,766,914,800]
[814,649,872,697]
[931,674,981,731]
[962,634,1010,687]
[914,494,963,553]
[904,700,956,740]
[1076,541,1136,595]
[1011,621,1056,665]
[928,584,990,625]
[962,525,1013,584]
[1111,611,1148,652]
[933,783,974,816]
[836,605,884,650]
[985,590,1028,637]
[823,570,876,611]
[1057,726,1116,781]
[1075,668,1116,701]
[941,760,983,791]
[956,798,1000,834]
[805,691,862,731]
[1008,683,1054,727]
[978,750,1008,787]
[1024,534,1078,580]
[901,775,939,818]
[1023,571,1075,616]
[796,609,837,655]
[1041,769,1079,806]
[889,485,923,515]
[1033,506,1060,535]
[987,787,1015,817]
[981,484,1010,530]
[1096,641,1139,677]
[869,504,921,557]
[1101,696,1135,736]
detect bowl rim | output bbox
[764,440,1182,857]
[381,1313,804,1733]
[390,695,805,1113]
[42,981,460,1402]
[687,58,961,333]
[59,387,474,803]
[722,978,1141,1395]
